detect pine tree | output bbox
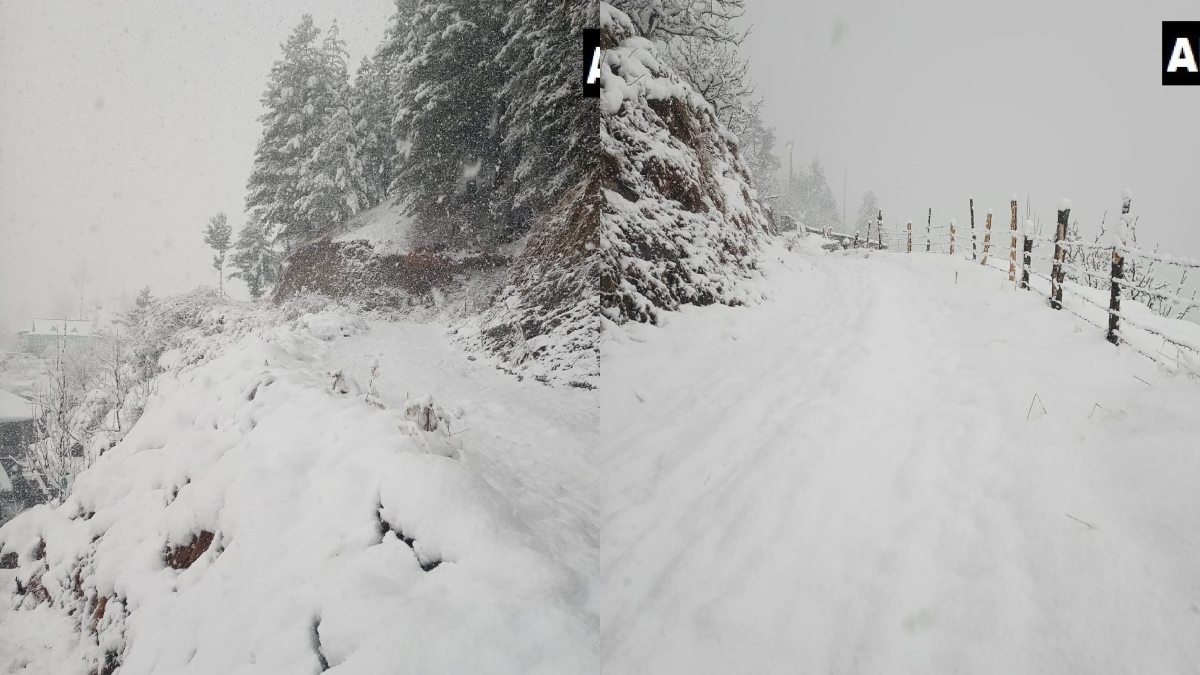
[135,286,152,309]
[389,0,508,248]
[204,213,233,295]
[491,0,597,240]
[795,158,841,231]
[294,21,373,231]
[350,51,398,207]
[228,219,280,300]
[855,191,881,234]
[246,15,331,245]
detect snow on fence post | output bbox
[1008,196,1018,281]
[906,220,912,253]
[949,219,956,255]
[982,209,993,265]
[877,210,883,249]
[970,197,977,261]
[1020,219,1033,290]
[1107,191,1131,344]
[1050,199,1071,309]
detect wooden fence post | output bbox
[1050,199,1071,309]
[1020,219,1032,290]
[1008,196,1018,281]
[950,219,956,255]
[926,208,932,252]
[982,209,993,265]
[1107,191,1131,344]
[877,210,883,249]
[906,221,912,253]
[970,197,977,261]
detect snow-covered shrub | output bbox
[598,2,769,324]
[125,287,226,376]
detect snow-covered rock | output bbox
[463,177,600,388]
[598,2,770,324]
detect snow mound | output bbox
[331,198,414,256]
[0,309,592,674]
[598,2,769,324]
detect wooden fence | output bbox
[854,194,1200,376]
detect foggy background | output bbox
[0,0,393,335]
[6,1,1200,336]
[742,0,1200,256]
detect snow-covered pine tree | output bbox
[796,158,841,231]
[350,51,398,208]
[389,0,508,249]
[228,219,281,300]
[491,0,598,242]
[292,22,377,235]
[246,15,327,245]
[855,191,880,236]
[203,213,233,295]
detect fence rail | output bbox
[816,193,1200,377]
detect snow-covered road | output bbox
[601,240,1200,674]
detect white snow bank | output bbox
[0,308,595,675]
[331,198,414,255]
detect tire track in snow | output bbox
[601,247,1042,674]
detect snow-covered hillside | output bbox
[0,307,596,674]
[598,2,770,324]
[601,237,1200,674]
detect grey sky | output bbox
[742,0,1200,256]
[0,0,393,333]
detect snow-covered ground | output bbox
[331,200,414,255]
[0,310,597,674]
[601,237,1200,674]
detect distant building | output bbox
[17,318,98,356]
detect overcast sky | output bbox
[0,0,393,333]
[5,1,1199,335]
[742,0,1200,257]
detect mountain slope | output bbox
[598,2,769,324]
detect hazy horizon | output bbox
[742,0,1200,258]
[0,0,394,334]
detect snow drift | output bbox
[0,307,594,674]
[598,2,770,324]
